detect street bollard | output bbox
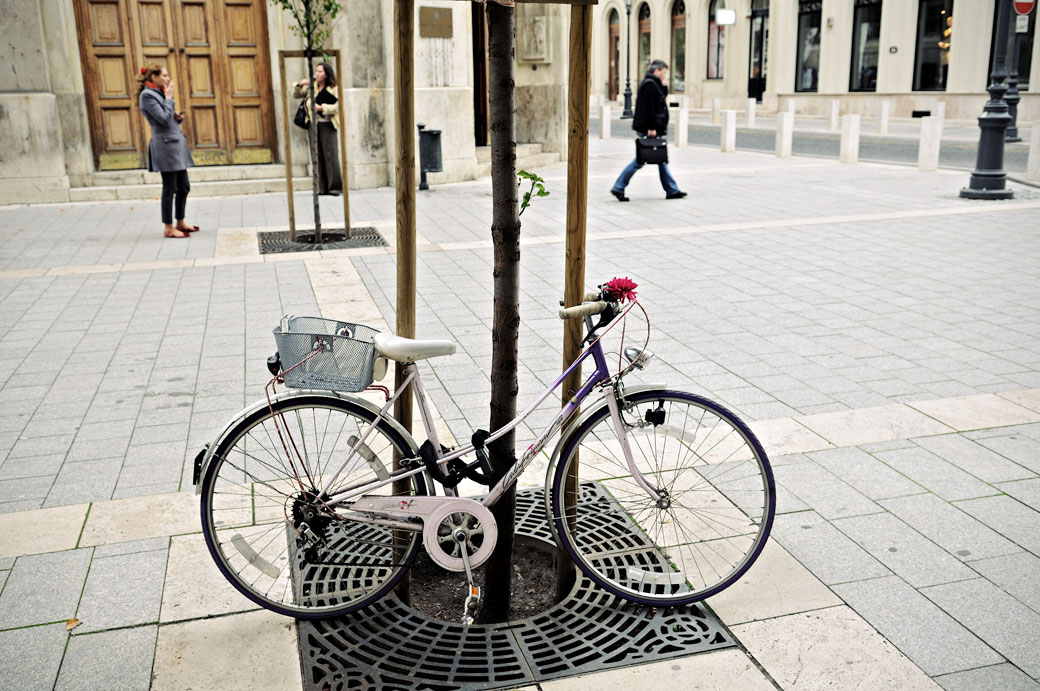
[600,104,611,140]
[934,101,946,121]
[1028,121,1040,182]
[776,111,793,157]
[712,98,722,125]
[677,107,689,148]
[917,116,943,171]
[878,100,890,135]
[746,98,756,127]
[721,110,737,152]
[828,100,840,132]
[840,114,861,164]
[786,100,796,115]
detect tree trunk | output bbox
[479,0,519,625]
[304,1,322,241]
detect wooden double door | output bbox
[74,0,276,169]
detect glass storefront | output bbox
[795,1,822,92]
[707,0,725,79]
[671,0,686,93]
[850,0,882,91]
[913,0,954,91]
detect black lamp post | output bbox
[621,0,634,118]
[1005,23,1022,143]
[961,0,1014,200]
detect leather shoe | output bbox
[666,191,688,199]
[611,189,629,202]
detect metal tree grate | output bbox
[258,227,387,254]
[298,488,734,691]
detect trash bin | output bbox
[417,123,442,190]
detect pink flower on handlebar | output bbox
[604,277,638,303]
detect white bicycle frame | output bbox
[310,302,662,527]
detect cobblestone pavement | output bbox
[0,138,1039,690]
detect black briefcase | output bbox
[635,136,668,165]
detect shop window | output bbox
[795,1,821,92]
[850,0,882,91]
[913,0,953,91]
[671,1,686,92]
[707,0,725,79]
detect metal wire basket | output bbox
[273,316,379,392]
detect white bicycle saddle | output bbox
[373,332,456,362]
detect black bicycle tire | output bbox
[199,394,427,619]
[550,388,775,606]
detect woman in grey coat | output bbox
[137,64,197,238]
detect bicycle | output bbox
[193,277,775,622]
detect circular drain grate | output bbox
[298,487,734,691]
[258,228,387,254]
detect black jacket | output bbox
[632,72,669,134]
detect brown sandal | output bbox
[177,225,200,233]
[164,229,189,238]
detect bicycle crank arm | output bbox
[350,495,498,572]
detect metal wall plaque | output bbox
[419,7,452,38]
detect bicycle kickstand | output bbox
[456,530,480,626]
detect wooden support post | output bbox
[558,1,593,601]
[279,51,296,240]
[335,52,350,237]
[393,0,415,603]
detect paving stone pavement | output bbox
[0,138,1039,690]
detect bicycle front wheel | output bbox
[550,389,774,606]
[200,394,426,619]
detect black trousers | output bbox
[315,122,342,194]
[160,170,191,224]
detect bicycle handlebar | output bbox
[559,301,607,320]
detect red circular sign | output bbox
[1015,0,1035,15]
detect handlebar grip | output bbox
[584,291,600,301]
[559,301,607,320]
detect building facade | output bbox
[590,0,1038,118]
[1,0,571,205]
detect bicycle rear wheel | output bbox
[550,389,774,606]
[199,394,426,619]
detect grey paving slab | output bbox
[832,512,976,588]
[956,495,1040,557]
[912,433,1036,483]
[75,548,168,633]
[93,536,169,559]
[922,578,1040,678]
[974,433,1040,475]
[873,446,997,501]
[935,664,1040,691]
[43,458,122,508]
[0,623,68,691]
[0,549,92,629]
[772,460,880,520]
[833,575,1003,676]
[808,446,924,500]
[769,511,892,586]
[969,552,1040,615]
[56,625,157,691]
[996,477,1040,512]
[880,493,1023,563]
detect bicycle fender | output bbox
[193,389,420,495]
[541,383,667,501]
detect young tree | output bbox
[480,0,520,624]
[271,0,340,242]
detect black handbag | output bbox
[293,101,309,130]
[635,136,668,165]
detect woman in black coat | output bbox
[293,62,342,196]
[610,59,686,201]
[137,63,197,238]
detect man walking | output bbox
[611,59,686,201]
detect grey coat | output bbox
[139,86,194,173]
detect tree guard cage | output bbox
[278,49,351,241]
[392,0,596,595]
